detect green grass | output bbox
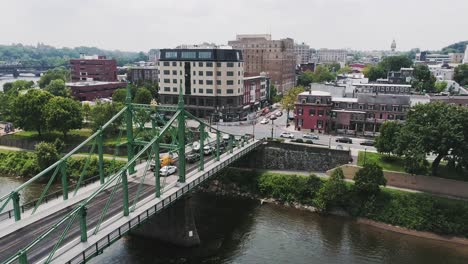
[10,129,93,144]
[358,151,468,181]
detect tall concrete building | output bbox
[316,49,347,66]
[158,48,245,119]
[294,42,311,65]
[228,34,295,93]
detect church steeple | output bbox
[391,39,397,52]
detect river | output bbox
[1,176,468,264]
[0,75,40,92]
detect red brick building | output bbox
[294,91,333,133]
[70,55,117,82]
[67,81,126,101]
[243,76,270,110]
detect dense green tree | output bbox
[281,86,305,125]
[363,65,386,81]
[313,65,337,82]
[44,79,71,97]
[337,65,352,74]
[297,71,315,87]
[11,89,53,136]
[313,168,348,212]
[375,121,401,155]
[2,80,34,94]
[133,88,152,104]
[434,81,448,93]
[441,41,468,54]
[44,97,83,137]
[412,64,436,92]
[38,67,70,88]
[82,102,91,122]
[353,163,386,195]
[326,62,341,73]
[89,101,124,132]
[269,84,281,103]
[454,64,468,86]
[112,88,127,103]
[380,55,413,72]
[398,102,464,175]
[35,142,59,171]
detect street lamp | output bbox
[364,147,367,165]
[271,118,274,138]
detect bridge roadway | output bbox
[0,139,261,264]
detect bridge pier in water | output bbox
[131,195,201,247]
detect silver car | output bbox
[159,165,177,177]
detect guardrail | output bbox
[65,140,262,264]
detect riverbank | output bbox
[199,167,468,245]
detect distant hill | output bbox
[441,41,468,54]
[0,43,148,67]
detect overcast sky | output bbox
[1,0,466,52]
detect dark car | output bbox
[186,153,201,163]
[360,140,374,146]
[335,137,353,144]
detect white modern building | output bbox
[294,42,311,65]
[316,49,347,67]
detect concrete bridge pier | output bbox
[131,194,200,247]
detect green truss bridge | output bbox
[0,87,262,264]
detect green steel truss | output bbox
[0,84,256,264]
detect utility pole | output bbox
[271,119,274,138]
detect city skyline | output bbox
[0,0,467,52]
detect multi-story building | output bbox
[449,53,464,63]
[428,64,454,81]
[228,34,296,93]
[316,49,347,66]
[70,55,117,82]
[353,83,412,95]
[415,52,451,64]
[463,45,468,64]
[387,67,414,84]
[294,42,311,65]
[128,66,158,84]
[148,49,161,63]
[158,48,245,120]
[294,92,411,136]
[242,76,270,111]
[66,81,126,101]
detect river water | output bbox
[1,176,468,264]
[0,75,40,92]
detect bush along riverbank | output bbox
[200,166,468,240]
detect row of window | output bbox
[161,87,240,95]
[297,108,329,116]
[360,86,411,93]
[333,102,409,112]
[161,61,240,67]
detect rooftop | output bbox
[298,91,331,96]
[66,81,124,86]
[332,97,358,103]
[354,83,411,87]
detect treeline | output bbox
[217,167,468,238]
[0,43,148,67]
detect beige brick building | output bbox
[228,34,295,93]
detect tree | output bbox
[3,80,34,94]
[281,86,305,125]
[44,97,83,137]
[375,121,401,155]
[269,84,281,103]
[441,41,468,54]
[353,163,386,195]
[82,102,91,122]
[326,62,341,73]
[337,65,351,74]
[313,65,336,82]
[35,142,59,171]
[112,88,127,103]
[133,88,152,104]
[313,168,348,212]
[297,71,315,87]
[89,101,124,132]
[38,67,70,88]
[454,64,468,86]
[434,81,448,93]
[398,102,464,175]
[11,89,53,136]
[412,64,436,92]
[380,55,413,72]
[363,65,386,81]
[44,79,71,97]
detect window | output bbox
[216,80,221,85]
[380,105,386,111]
[193,71,196,75]
[216,62,222,67]
[227,89,234,94]
[172,87,177,92]
[318,110,324,116]
[199,52,212,59]
[164,87,170,92]
[227,80,234,85]
[238,80,240,84]
[165,51,177,58]
[164,79,170,83]
[347,103,352,109]
[199,71,203,76]
[181,52,196,59]
[387,114,394,120]
[227,71,234,76]
[199,88,203,93]
[193,80,196,84]
[317,120,323,129]
[359,104,364,110]
[193,88,196,93]
[172,62,177,66]
[217,89,221,94]
[206,62,213,67]
[206,89,213,94]
[298,108,303,115]
[238,71,241,76]
[227,62,234,67]
[163,62,170,66]
[393,106,398,112]
[368,104,374,110]
[163,70,170,75]
[309,108,315,116]
[206,80,213,85]
[217,71,221,76]
[198,62,203,67]
[206,71,213,76]
[172,70,177,75]
[199,80,204,85]
[172,79,177,83]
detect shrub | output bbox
[353,163,386,195]
[305,140,313,144]
[258,173,321,204]
[313,168,348,212]
[295,138,303,143]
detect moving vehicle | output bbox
[260,118,269,124]
[150,154,175,171]
[280,132,294,139]
[159,165,177,177]
[360,140,375,146]
[336,137,352,144]
[303,133,319,140]
[203,145,215,155]
[186,152,201,163]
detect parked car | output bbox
[203,145,215,155]
[159,165,177,177]
[336,145,344,150]
[303,133,319,140]
[275,111,283,117]
[280,132,294,139]
[360,140,375,146]
[186,152,201,163]
[260,118,269,124]
[335,137,353,144]
[269,115,277,120]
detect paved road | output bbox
[0,151,219,263]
